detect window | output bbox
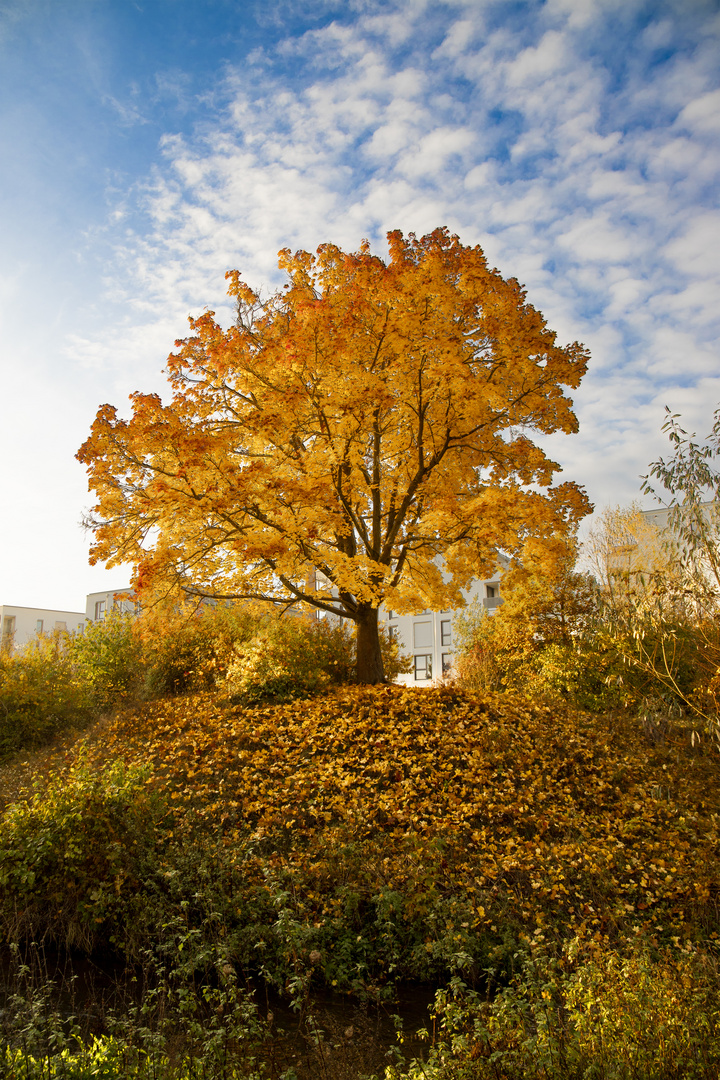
[414,654,432,681]
[2,616,15,651]
[442,653,453,675]
[486,585,496,599]
[440,619,451,646]
[36,619,44,633]
[413,621,433,648]
[389,625,398,641]
[95,600,106,621]
[55,621,67,631]
[387,609,395,620]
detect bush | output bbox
[0,633,91,759]
[224,614,355,702]
[451,595,641,713]
[451,538,609,709]
[451,600,505,693]
[2,1035,131,1080]
[385,947,720,1079]
[0,614,148,760]
[1,933,268,1079]
[0,758,168,951]
[69,610,144,708]
[379,622,413,683]
[224,613,411,701]
[141,602,260,697]
[0,604,259,729]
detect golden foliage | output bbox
[77,228,591,682]
[452,534,600,700]
[78,686,720,947]
[585,502,678,609]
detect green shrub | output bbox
[383,947,720,1079]
[224,615,355,702]
[1,932,268,1078]
[69,611,144,708]
[451,600,505,693]
[2,1035,131,1080]
[378,622,413,682]
[0,758,168,951]
[452,599,641,712]
[224,614,410,702]
[0,615,148,760]
[0,633,91,759]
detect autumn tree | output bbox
[495,533,599,646]
[78,228,591,684]
[453,533,600,697]
[585,502,678,614]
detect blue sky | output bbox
[1,0,719,611]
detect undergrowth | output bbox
[1,685,719,1077]
[384,947,720,1079]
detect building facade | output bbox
[0,605,86,652]
[380,566,505,686]
[0,588,135,653]
[85,588,136,623]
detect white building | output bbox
[380,565,506,686]
[0,587,136,654]
[0,604,86,652]
[85,588,136,622]
[311,559,507,687]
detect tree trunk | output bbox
[355,606,385,684]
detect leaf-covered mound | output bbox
[2,686,719,987]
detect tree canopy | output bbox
[78,228,591,683]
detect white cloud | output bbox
[505,30,568,86]
[664,213,720,277]
[556,214,637,264]
[64,0,720,534]
[544,0,621,31]
[432,18,477,59]
[103,93,149,127]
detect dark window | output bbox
[414,654,432,681]
[440,619,451,646]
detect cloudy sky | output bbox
[1,0,718,612]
